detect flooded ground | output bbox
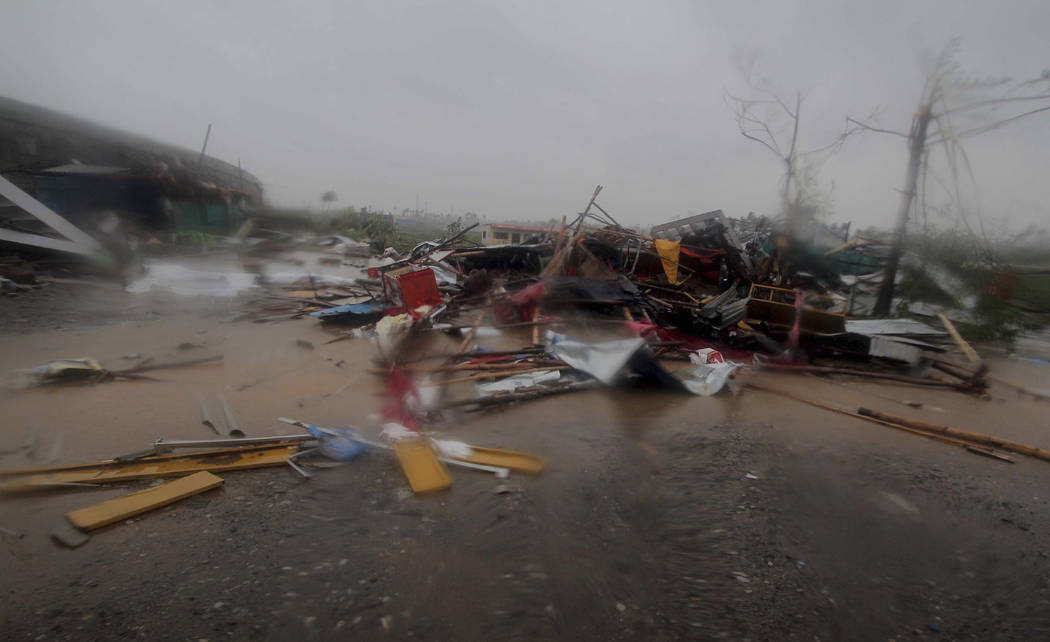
[2,252,1050,640]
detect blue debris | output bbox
[309,302,386,325]
[304,423,369,461]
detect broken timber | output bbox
[66,471,224,530]
[392,437,451,494]
[0,443,297,491]
[454,446,546,474]
[938,313,981,365]
[749,382,1034,463]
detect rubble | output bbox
[2,185,1037,558]
[0,443,300,491]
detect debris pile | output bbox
[321,187,978,403]
[5,185,1046,553]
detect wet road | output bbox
[2,266,1050,640]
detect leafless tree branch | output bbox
[930,104,1050,142]
[724,67,857,229]
[944,93,1050,116]
[846,116,908,138]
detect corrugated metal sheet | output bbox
[868,336,921,364]
[844,318,946,337]
[718,298,749,329]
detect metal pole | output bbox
[197,124,212,173]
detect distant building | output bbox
[478,223,556,246]
[0,95,263,246]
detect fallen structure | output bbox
[6,184,1038,555]
[0,96,262,263]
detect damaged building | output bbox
[0,96,262,256]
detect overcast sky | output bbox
[2,1,1048,231]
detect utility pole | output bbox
[196,124,212,173]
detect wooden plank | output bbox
[965,445,1015,463]
[937,313,981,364]
[454,446,546,474]
[51,522,90,548]
[458,309,486,353]
[747,382,974,448]
[0,444,297,491]
[393,438,451,494]
[67,471,224,530]
[756,362,968,390]
[434,365,572,386]
[0,443,295,476]
[749,382,1026,463]
[858,407,1050,462]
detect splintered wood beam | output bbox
[66,471,224,530]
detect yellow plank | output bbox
[0,444,297,492]
[393,438,451,494]
[938,312,981,364]
[0,443,298,477]
[454,446,546,474]
[67,471,224,531]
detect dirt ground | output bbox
[2,263,1050,641]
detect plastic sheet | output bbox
[545,331,646,385]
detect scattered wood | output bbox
[453,446,546,474]
[457,308,486,353]
[444,381,597,409]
[748,382,975,448]
[938,313,981,364]
[66,471,224,531]
[965,445,1015,463]
[856,407,1050,463]
[114,354,223,375]
[437,365,573,386]
[152,434,314,455]
[392,438,451,494]
[749,382,1032,464]
[372,359,566,375]
[757,361,975,391]
[0,444,298,491]
[930,359,984,383]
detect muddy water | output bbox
[0,249,388,461]
[0,303,382,462]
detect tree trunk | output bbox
[873,105,932,316]
[783,92,803,239]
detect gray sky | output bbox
[2,0,1048,231]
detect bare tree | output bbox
[725,54,860,236]
[850,41,1050,315]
